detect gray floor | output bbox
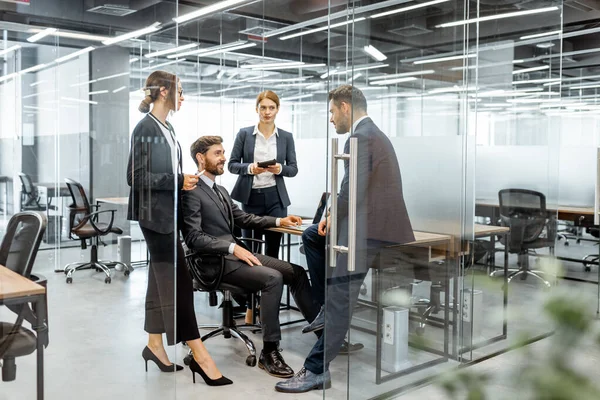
[1,221,600,400]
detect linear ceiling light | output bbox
[145,43,198,58]
[370,70,435,81]
[174,0,260,24]
[436,6,559,28]
[569,84,600,90]
[27,28,57,43]
[97,72,129,82]
[520,30,562,40]
[512,78,560,85]
[413,53,475,65]
[0,45,21,57]
[167,41,255,58]
[19,64,47,75]
[363,45,387,61]
[282,94,313,101]
[61,96,98,105]
[371,76,417,85]
[512,65,549,75]
[129,57,139,63]
[28,28,108,42]
[55,46,95,64]
[215,85,253,93]
[371,0,450,19]
[251,63,325,71]
[102,22,161,46]
[89,90,109,95]
[112,86,127,93]
[327,63,389,78]
[280,17,366,41]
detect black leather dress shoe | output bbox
[258,350,294,378]
[302,306,324,334]
[339,340,364,355]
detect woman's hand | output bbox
[266,164,282,175]
[182,173,199,191]
[250,163,267,175]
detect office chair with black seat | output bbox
[60,178,130,284]
[0,211,47,384]
[490,189,556,288]
[18,173,50,212]
[182,241,263,368]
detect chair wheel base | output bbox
[246,355,257,367]
[66,277,73,284]
[183,353,193,366]
[105,277,111,284]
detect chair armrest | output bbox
[87,209,116,235]
[237,237,265,247]
[185,250,227,292]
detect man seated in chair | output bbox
[181,135,320,379]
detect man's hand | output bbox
[280,215,302,227]
[318,215,331,236]
[250,163,267,175]
[266,164,282,175]
[233,244,261,266]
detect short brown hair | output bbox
[138,70,178,113]
[255,90,280,108]
[328,85,367,112]
[190,136,223,166]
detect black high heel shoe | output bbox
[189,358,233,386]
[142,346,184,372]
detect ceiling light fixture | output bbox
[0,45,21,57]
[413,54,476,65]
[569,84,600,90]
[55,46,95,64]
[112,86,127,93]
[324,63,389,78]
[129,57,139,63]
[371,0,450,19]
[282,94,313,101]
[215,85,253,93]
[102,22,161,46]
[142,60,178,70]
[89,90,109,95]
[520,30,562,40]
[512,78,561,85]
[370,70,435,81]
[363,45,387,62]
[145,43,198,58]
[217,70,226,80]
[28,28,108,42]
[371,76,417,85]
[61,96,98,105]
[27,28,57,43]
[536,42,555,49]
[168,41,255,58]
[173,0,259,24]
[279,18,366,41]
[436,6,559,28]
[19,64,47,75]
[512,65,549,75]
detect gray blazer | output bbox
[228,126,298,207]
[182,178,277,276]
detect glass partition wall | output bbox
[0,1,572,399]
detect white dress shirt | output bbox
[148,113,178,174]
[198,173,280,255]
[352,115,369,133]
[247,124,281,189]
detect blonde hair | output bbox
[138,70,178,113]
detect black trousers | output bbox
[141,226,200,346]
[242,186,286,258]
[221,253,319,342]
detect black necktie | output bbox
[213,184,228,213]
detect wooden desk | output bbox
[0,265,47,400]
[476,199,594,222]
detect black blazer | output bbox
[337,117,414,253]
[126,114,183,235]
[182,178,277,278]
[228,126,298,207]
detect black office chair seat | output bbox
[184,249,259,368]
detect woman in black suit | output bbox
[127,70,231,386]
[228,90,298,259]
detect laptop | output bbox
[290,192,330,231]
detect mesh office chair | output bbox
[18,173,47,211]
[583,227,599,272]
[0,211,47,383]
[62,178,130,284]
[490,189,556,288]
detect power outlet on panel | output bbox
[384,308,395,345]
[462,289,472,322]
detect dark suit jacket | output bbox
[337,117,414,256]
[182,178,278,279]
[228,126,298,207]
[126,114,183,235]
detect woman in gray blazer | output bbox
[228,90,298,259]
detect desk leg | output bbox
[34,295,47,400]
[503,232,509,337]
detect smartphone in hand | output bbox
[257,159,277,168]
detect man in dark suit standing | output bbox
[181,136,320,379]
[275,85,414,393]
